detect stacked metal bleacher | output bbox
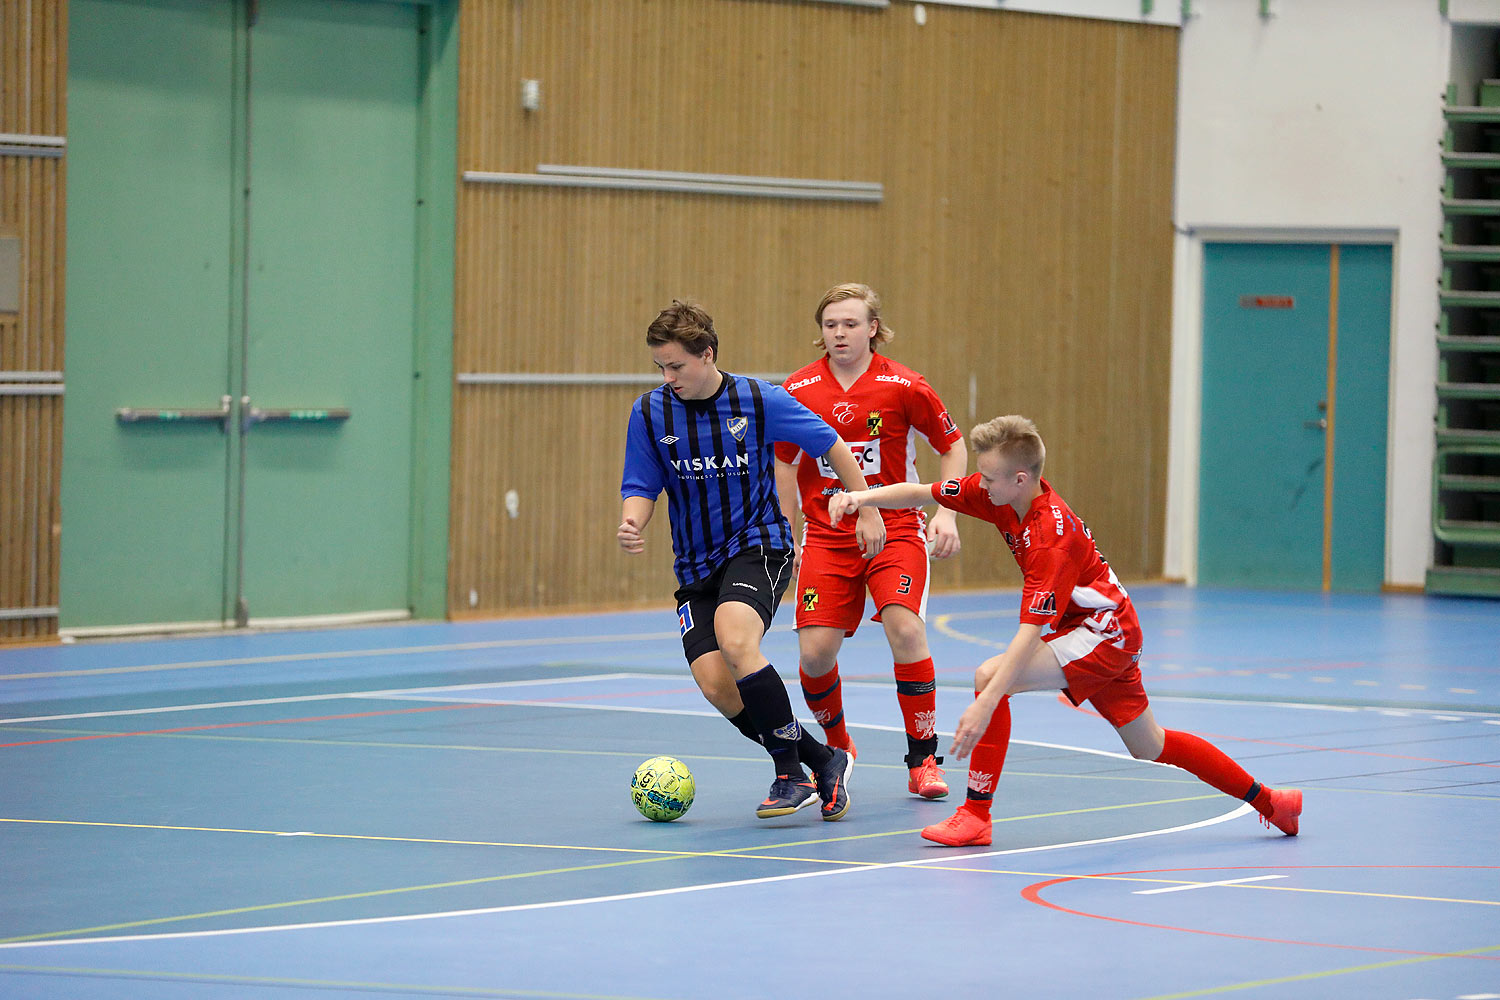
[1433,81,1500,596]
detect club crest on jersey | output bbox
[801,588,819,613]
[677,602,695,636]
[832,401,857,424]
[726,416,748,441]
[1028,591,1057,616]
[866,410,883,435]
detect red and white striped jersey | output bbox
[931,475,1142,645]
[776,354,963,545]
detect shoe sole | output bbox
[756,793,818,819]
[820,749,855,822]
[920,826,990,847]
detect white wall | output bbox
[1166,0,1467,587]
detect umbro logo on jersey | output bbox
[1028,592,1057,616]
[726,416,748,441]
[658,435,679,445]
[940,479,962,497]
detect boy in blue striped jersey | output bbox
[619,300,884,820]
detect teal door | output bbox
[1198,242,1392,591]
[62,0,423,629]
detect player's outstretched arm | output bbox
[928,439,967,560]
[951,623,1046,758]
[618,496,656,554]
[828,482,933,527]
[821,440,887,559]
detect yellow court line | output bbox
[0,963,669,999]
[1132,942,1500,1000]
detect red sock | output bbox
[800,662,849,748]
[1155,729,1268,811]
[893,658,938,748]
[963,694,1011,818]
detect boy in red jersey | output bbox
[775,284,967,798]
[829,415,1302,846]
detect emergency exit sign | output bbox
[1239,295,1295,309]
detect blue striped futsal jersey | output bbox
[622,373,839,586]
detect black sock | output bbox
[736,665,805,778]
[728,709,762,745]
[799,729,833,771]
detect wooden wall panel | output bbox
[1,0,66,641]
[452,0,1178,616]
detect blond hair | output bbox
[970,415,1045,478]
[813,282,894,349]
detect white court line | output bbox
[0,805,1251,950]
[1133,873,1286,895]
[0,631,684,682]
[0,674,642,725]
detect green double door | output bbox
[1198,242,1392,591]
[63,0,424,629]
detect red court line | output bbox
[1021,865,1500,960]
[0,703,486,749]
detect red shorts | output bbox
[1045,625,1148,728]
[794,533,929,635]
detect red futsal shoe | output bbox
[1259,788,1302,836]
[921,806,992,847]
[907,755,950,799]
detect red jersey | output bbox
[931,475,1141,647]
[776,354,963,545]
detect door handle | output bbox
[1304,418,1328,430]
[116,395,231,431]
[241,399,350,432]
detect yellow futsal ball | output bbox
[631,755,695,822]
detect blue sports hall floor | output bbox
[1,584,1497,1000]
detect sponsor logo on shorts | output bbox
[677,603,694,636]
[732,581,759,592]
[968,770,996,794]
[773,721,802,741]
